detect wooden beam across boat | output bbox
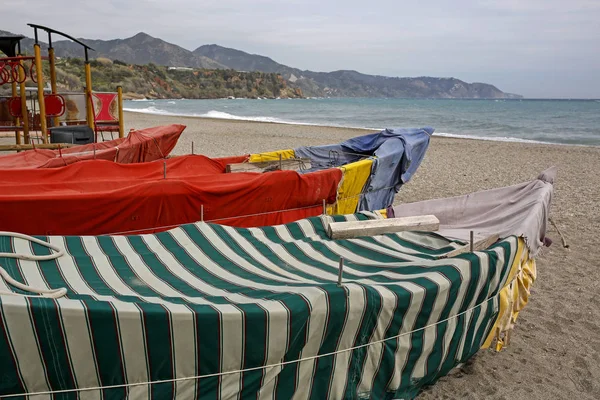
[0,143,77,152]
[327,215,440,240]
[226,158,312,173]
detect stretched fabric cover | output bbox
[389,167,556,256]
[295,127,434,211]
[0,124,184,169]
[0,213,524,399]
[0,155,342,236]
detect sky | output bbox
[4,0,600,98]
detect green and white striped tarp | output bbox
[0,213,518,399]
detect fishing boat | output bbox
[0,167,555,399]
[0,127,433,236]
[0,124,185,169]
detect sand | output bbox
[4,111,600,398]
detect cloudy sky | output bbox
[4,0,599,98]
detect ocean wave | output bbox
[435,132,567,145]
[123,106,178,116]
[122,107,595,146]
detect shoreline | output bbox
[123,109,598,148]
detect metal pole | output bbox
[337,257,344,287]
[469,230,474,252]
[11,81,21,146]
[85,64,94,131]
[322,199,326,215]
[192,141,194,155]
[47,33,59,128]
[117,86,124,138]
[18,61,29,144]
[33,43,48,144]
[163,160,167,179]
[201,204,204,222]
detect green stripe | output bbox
[80,299,127,398]
[138,303,174,399]
[307,286,347,400]
[27,297,77,396]
[238,303,267,400]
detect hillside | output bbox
[195,45,521,99]
[1,30,522,99]
[0,56,302,99]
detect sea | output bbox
[124,98,600,146]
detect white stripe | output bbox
[111,236,186,299]
[50,237,99,298]
[221,225,319,283]
[0,296,51,397]
[56,299,101,400]
[149,231,314,305]
[113,301,149,400]
[455,252,491,362]
[169,229,326,300]
[291,291,329,400]
[168,304,197,400]
[272,225,296,243]
[219,304,244,400]
[328,284,367,398]
[415,258,472,378]
[257,302,290,400]
[356,286,398,396]
[411,275,451,380]
[387,282,425,391]
[249,225,462,288]
[468,299,491,354]
[11,238,51,291]
[199,224,311,284]
[81,237,143,296]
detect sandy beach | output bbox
[120,111,600,399]
[2,111,599,398]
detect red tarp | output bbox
[0,124,185,169]
[0,155,342,235]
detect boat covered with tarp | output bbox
[0,127,433,236]
[0,168,555,399]
[0,124,185,169]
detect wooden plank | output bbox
[0,143,77,152]
[327,215,439,240]
[226,158,312,173]
[437,234,500,258]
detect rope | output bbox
[549,217,569,249]
[0,232,67,298]
[0,293,498,397]
[102,204,322,236]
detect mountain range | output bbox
[1,30,522,99]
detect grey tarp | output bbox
[388,167,556,256]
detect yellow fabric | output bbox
[482,237,536,351]
[327,159,373,215]
[249,149,295,163]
